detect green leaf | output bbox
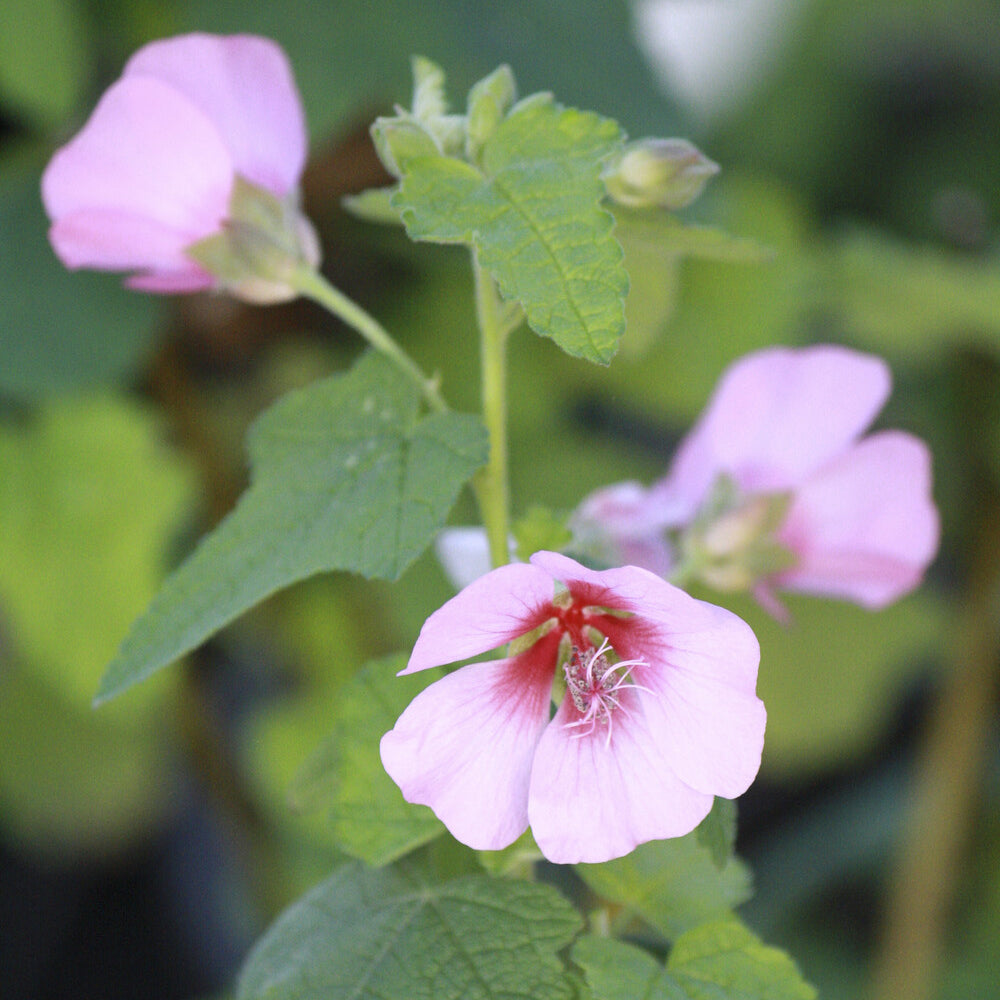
[669,921,817,999]
[696,798,738,871]
[0,0,90,128]
[573,922,817,999]
[578,832,752,940]
[573,935,684,1000]
[290,654,445,866]
[237,863,582,1000]
[390,92,627,364]
[465,64,517,161]
[96,352,488,702]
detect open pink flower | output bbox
[380,550,764,864]
[573,346,939,613]
[41,33,317,299]
[650,345,939,609]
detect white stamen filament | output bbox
[562,638,652,746]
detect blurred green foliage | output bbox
[1,1,998,998]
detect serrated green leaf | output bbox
[373,118,442,176]
[578,832,752,941]
[466,64,517,161]
[668,921,817,999]
[573,923,816,1000]
[237,863,582,1000]
[96,352,488,702]
[573,936,686,1000]
[392,93,627,364]
[696,798,738,871]
[291,654,445,865]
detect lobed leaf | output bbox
[390,93,627,364]
[96,352,488,702]
[696,798,738,871]
[573,922,816,999]
[237,863,582,1000]
[290,655,445,866]
[578,832,752,940]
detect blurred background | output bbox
[1,1,998,997]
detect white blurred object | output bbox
[633,0,803,121]
[434,527,516,590]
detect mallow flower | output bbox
[380,550,764,864]
[41,33,319,303]
[573,345,939,614]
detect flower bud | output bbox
[41,33,313,299]
[604,138,719,210]
[185,176,320,304]
[680,476,796,594]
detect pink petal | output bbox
[42,76,232,267]
[126,269,215,293]
[607,592,764,796]
[380,657,552,851]
[528,697,714,864]
[531,554,762,697]
[47,208,213,277]
[403,562,557,674]
[652,346,892,510]
[570,482,677,576]
[777,430,939,607]
[530,549,646,607]
[125,33,307,196]
[637,661,766,798]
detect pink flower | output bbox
[651,345,939,609]
[573,346,939,613]
[41,33,317,300]
[380,550,764,864]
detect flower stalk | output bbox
[471,251,512,568]
[289,266,447,414]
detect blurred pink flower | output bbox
[574,346,939,613]
[652,345,939,610]
[41,33,317,299]
[380,550,764,864]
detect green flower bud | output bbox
[466,64,517,161]
[370,118,440,177]
[185,175,320,304]
[679,474,797,594]
[604,138,719,210]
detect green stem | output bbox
[472,252,511,567]
[290,267,447,413]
